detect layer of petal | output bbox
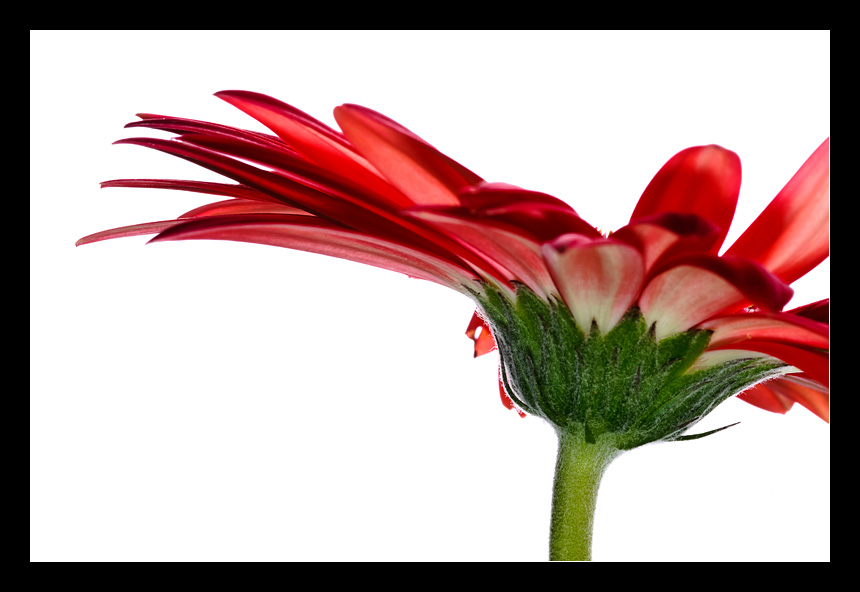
[215,91,413,209]
[407,208,556,298]
[111,137,507,284]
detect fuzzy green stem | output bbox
[549,431,621,561]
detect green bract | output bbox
[474,284,789,450]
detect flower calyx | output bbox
[474,284,788,450]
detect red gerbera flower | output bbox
[78,91,829,560]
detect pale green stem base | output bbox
[549,431,622,561]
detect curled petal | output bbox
[499,372,527,418]
[724,139,830,284]
[737,382,795,415]
[333,103,482,206]
[748,374,829,422]
[639,254,794,339]
[466,310,496,357]
[542,235,645,334]
[630,145,741,251]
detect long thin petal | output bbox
[100,179,285,204]
[630,145,741,252]
[76,220,186,246]
[126,115,290,151]
[149,214,481,293]
[334,103,482,206]
[724,139,830,284]
[542,235,645,334]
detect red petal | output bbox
[458,182,578,215]
[125,115,293,153]
[76,220,186,246]
[700,311,828,350]
[100,179,284,204]
[334,103,482,206]
[148,214,480,292]
[499,374,527,418]
[709,340,828,388]
[612,213,722,272]
[456,183,600,242]
[115,137,516,287]
[639,254,794,339]
[175,131,422,219]
[630,145,741,251]
[737,383,795,414]
[542,235,645,334]
[180,199,313,218]
[759,374,829,422]
[787,298,829,324]
[724,139,830,284]
[465,310,496,358]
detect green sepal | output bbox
[475,284,789,451]
[672,421,740,441]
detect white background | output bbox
[31,31,829,562]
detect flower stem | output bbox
[549,430,621,561]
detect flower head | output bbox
[78,91,830,437]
